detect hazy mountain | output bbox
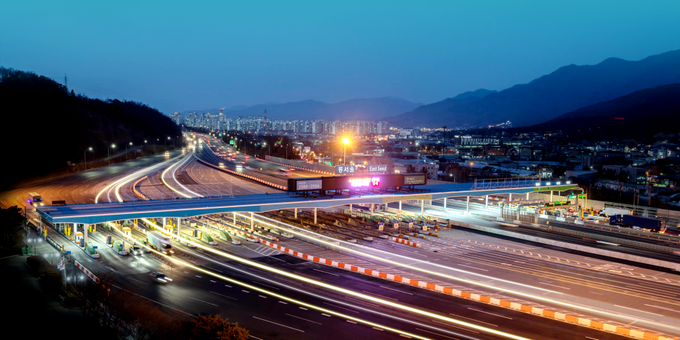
[389,49,680,128]
[182,97,422,121]
[521,83,680,139]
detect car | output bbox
[150,272,173,283]
[219,162,225,168]
[164,151,170,157]
[231,239,242,245]
[241,161,246,165]
[129,245,143,256]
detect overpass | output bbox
[38,179,578,224]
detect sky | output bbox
[2,1,680,113]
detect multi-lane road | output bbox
[7,137,680,340]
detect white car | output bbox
[150,272,173,284]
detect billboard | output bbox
[404,175,426,185]
[296,180,322,191]
[288,173,426,192]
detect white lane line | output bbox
[285,313,322,325]
[430,320,480,334]
[224,284,232,288]
[195,275,202,278]
[321,313,331,317]
[252,316,305,333]
[249,335,264,340]
[323,302,361,314]
[242,290,250,293]
[467,307,512,320]
[644,304,680,314]
[416,328,460,340]
[379,285,414,295]
[458,264,488,272]
[278,301,288,305]
[210,291,237,300]
[538,282,571,290]
[400,334,412,338]
[361,290,399,301]
[299,307,308,311]
[372,327,384,331]
[313,268,339,276]
[588,291,604,295]
[253,281,280,290]
[210,280,217,283]
[614,305,663,317]
[188,296,218,306]
[258,295,267,299]
[585,337,599,340]
[449,313,498,327]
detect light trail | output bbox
[140,218,528,340]
[95,154,182,203]
[160,152,203,198]
[108,223,445,340]
[249,213,680,333]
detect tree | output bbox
[177,314,249,340]
[0,206,25,250]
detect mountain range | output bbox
[519,83,680,139]
[182,97,422,121]
[388,49,680,128]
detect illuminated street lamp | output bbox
[108,144,116,165]
[84,147,93,169]
[342,137,350,166]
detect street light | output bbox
[126,142,132,161]
[342,137,350,166]
[84,147,93,169]
[108,144,116,165]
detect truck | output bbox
[610,214,666,233]
[601,207,633,217]
[147,231,174,255]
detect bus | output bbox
[28,192,43,206]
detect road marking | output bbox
[614,305,663,317]
[588,291,603,295]
[458,264,488,272]
[313,268,339,276]
[585,337,599,340]
[323,302,360,314]
[188,296,218,306]
[252,316,305,332]
[195,275,202,278]
[644,304,680,314]
[253,281,280,290]
[258,295,267,299]
[372,327,384,331]
[321,313,331,317]
[249,335,264,340]
[430,320,479,333]
[467,307,512,320]
[299,307,308,310]
[278,301,288,305]
[210,280,217,283]
[415,328,461,339]
[449,313,497,327]
[379,285,414,295]
[539,282,570,290]
[399,335,412,339]
[285,313,322,325]
[224,284,232,288]
[361,290,399,301]
[242,290,250,293]
[210,291,237,300]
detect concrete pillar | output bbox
[466,196,470,213]
[526,192,529,200]
[370,204,374,214]
[349,204,352,212]
[550,191,553,202]
[509,193,512,201]
[163,217,166,228]
[420,200,424,214]
[295,207,298,219]
[485,195,489,208]
[73,223,77,240]
[177,218,181,236]
[250,212,254,232]
[314,207,317,224]
[233,212,236,225]
[84,224,88,247]
[444,197,447,209]
[399,201,402,210]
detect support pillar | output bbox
[526,192,529,200]
[233,212,236,225]
[295,208,298,219]
[420,200,424,214]
[466,196,470,213]
[314,208,317,225]
[177,218,181,236]
[444,197,447,209]
[349,204,352,212]
[399,201,402,210]
[163,217,166,228]
[84,224,88,247]
[73,223,77,241]
[509,193,512,201]
[550,191,553,202]
[250,212,254,232]
[485,195,489,208]
[370,204,374,214]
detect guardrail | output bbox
[194,154,287,191]
[132,176,150,200]
[260,156,335,176]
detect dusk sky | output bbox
[2,1,679,113]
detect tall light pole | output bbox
[126,142,132,161]
[108,144,116,165]
[342,137,350,166]
[84,147,92,169]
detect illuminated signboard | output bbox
[368,165,388,173]
[545,201,570,207]
[335,165,356,174]
[348,177,380,187]
[296,180,322,191]
[404,175,426,185]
